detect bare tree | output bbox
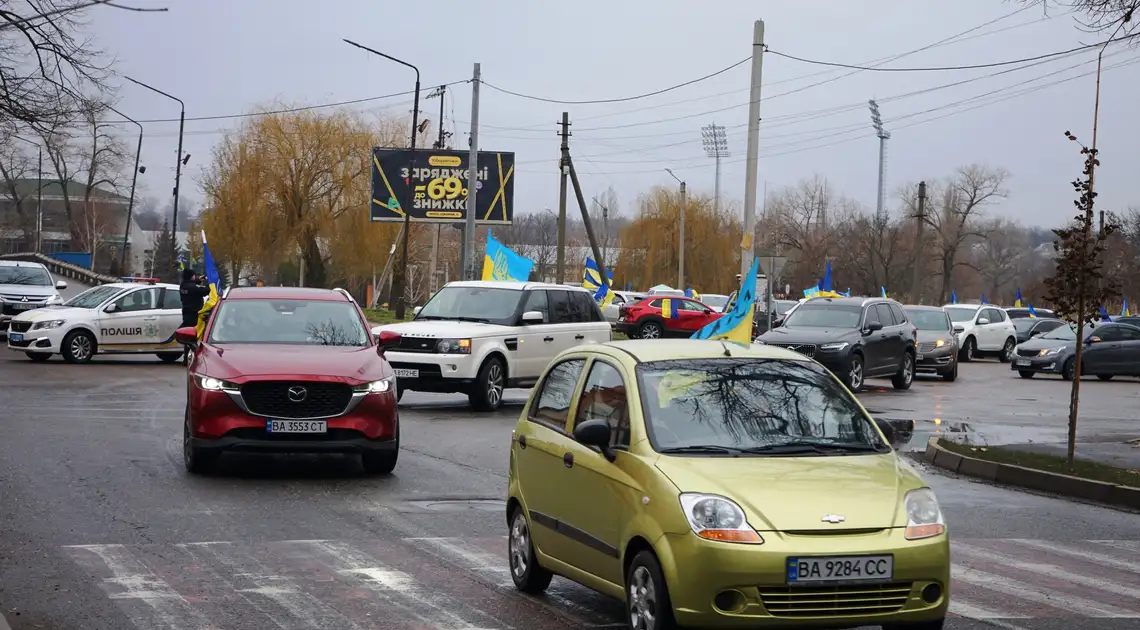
[973,217,1028,300]
[844,211,911,295]
[75,198,110,267]
[767,175,857,289]
[1012,0,1138,34]
[0,127,36,242]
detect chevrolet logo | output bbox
[821,514,845,524]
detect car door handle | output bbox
[518,435,527,449]
[143,316,158,321]
[563,452,574,468]
[543,336,554,342]
[575,334,584,340]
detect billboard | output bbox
[370,148,515,224]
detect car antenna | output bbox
[720,341,732,357]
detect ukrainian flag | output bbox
[1122,298,1131,317]
[1099,304,1111,321]
[691,257,759,344]
[1027,303,1039,318]
[1014,288,1023,308]
[482,232,534,281]
[196,231,223,339]
[881,286,887,298]
[660,298,679,319]
[592,281,616,309]
[951,290,958,304]
[684,286,701,301]
[582,257,613,291]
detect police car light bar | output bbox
[120,276,160,284]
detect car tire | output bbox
[183,406,219,475]
[882,618,945,630]
[361,418,399,474]
[1018,370,1035,379]
[959,337,976,363]
[638,321,663,339]
[1061,357,1077,381]
[469,356,506,412]
[1097,374,1114,381]
[507,507,553,594]
[999,337,1015,363]
[892,352,915,390]
[25,352,50,362]
[61,329,96,364]
[626,550,677,630]
[846,354,865,391]
[157,352,182,363]
[941,361,957,382]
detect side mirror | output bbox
[1087,336,1101,344]
[55,280,67,290]
[103,303,117,313]
[977,318,990,325]
[863,321,883,335]
[413,306,422,316]
[874,418,914,450]
[704,308,714,314]
[174,326,198,346]
[953,324,965,333]
[377,330,401,355]
[521,310,544,324]
[772,318,784,328]
[573,419,616,462]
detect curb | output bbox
[923,437,1140,510]
[0,611,10,630]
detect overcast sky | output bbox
[91,0,1139,228]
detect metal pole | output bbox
[766,261,774,333]
[714,153,721,215]
[108,104,143,272]
[910,181,927,302]
[741,19,765,277]
[876,135,886,222]
[464,63,480,280]
[556,112,569,283]
[566,157,608,282]
[36,147,42,253]
[171,105,185,278]
[678,181,686,289]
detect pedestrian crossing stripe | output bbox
[62,537,1140,629]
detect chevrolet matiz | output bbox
[505,339,949,629]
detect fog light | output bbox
[921,583,943,604]
[713,589,746,613]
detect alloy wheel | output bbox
[640,323,661,339]
[849,359,864,390]
[71,335,92,361]
[903,355,914,385]
[628,565,658,630]
[486,363,504,408]
[1002,339,1014,361]
[509,514,530,578]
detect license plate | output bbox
[9,332,23,342]
[916,354,924,360]
[12,303,35,310]
[394,368,419,378]
[1015,360,1030,367]
[786,555,894,584]
[265,420,327,433]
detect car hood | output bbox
[1016,337,1073,352]
[655,453,916,531]
[10,305,85,322]
[758,326,859,344]
[0,284,58,298]
[916,330,953,343]
[199,344,386,382]
[373,319,513,338]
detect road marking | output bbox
[1006,538,1140,573]
[953,565,1140,617]
[955,541,1140,603]
[949,600,1031,620]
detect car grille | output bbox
[8,321,31,333]
[917,341,940,353]
[759,582,913,618]
[1016,347,1039,357]
[239,381,353,419]
[766,343,817,358]
[1,303,46,316]
[395,336,438,353]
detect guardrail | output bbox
[0,252,119,286]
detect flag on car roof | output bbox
[1027,303,1039,318]
[1122,298,1131,317]
[951,290,958,304]
[690,257,758,344]
[196,231,223,340]
[482,232,534,282]
[1014,288,1023,308]
[582,257,613,291]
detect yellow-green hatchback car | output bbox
[505,340,949,630]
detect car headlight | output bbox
[436,338,471,354]
[935,338,946,347]
[1038,347,1063,356]
[31,319,65,330]
[46,294,63,304]
[192,374,237,391]
[904,488,945,540]
[678,493,763,544]
[354,375,396,394]
[819,342,848,352]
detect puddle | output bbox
[400,499,505,513]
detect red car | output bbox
[175,286,403,475]
[615,296,723,339]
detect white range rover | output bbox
[372,281,612,411]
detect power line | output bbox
[764,31,1140,72]
[479,57,750,105]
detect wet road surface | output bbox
[0,349,1138,630]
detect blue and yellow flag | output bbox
[1014,288,1023,308]
[482,232,534,281]
[981,293,988,305]
[582,257,613,291]
[1122,298,1131,317]
[592,281,616,309]
[1027,303,1039,318]
[951,290,958,304]
[1099,304,1111,321]
[196,231,223,339]
[684,286,701,301]
[881,286,887,298]
[691,257,759,344]
[660,298,679,319]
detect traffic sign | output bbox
[758,255,786,278]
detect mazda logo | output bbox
[287,386,307,402]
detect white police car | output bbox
[6,281,186,363]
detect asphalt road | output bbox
[0,340,1138,630]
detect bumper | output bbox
[813,353,854,378]
[616,321,638,337]
[657,529,950,628]
[1010,354,1064,374]
[915,348,955,373]
[187,384,399,453]
[5,328,64,352]
[384,351,481,393]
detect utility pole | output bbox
[556,112,570,283]
[910,181,927,302]
[427,84,449,292]
[665,168,685,289]
[463,63,480,281]
[869,99,891,224]
[701,123,728,214]
[35,146,42,253]
[741,19,765,277]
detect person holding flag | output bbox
[179,266,211,365]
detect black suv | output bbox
[756,296,918,391]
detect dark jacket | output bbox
[180,268,211,325]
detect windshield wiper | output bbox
[740,440,888,454]
[415,315,448,320]
[658,445,745,455]
[453,316,491,323]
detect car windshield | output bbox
[0,266,51,286]
[781,303,862,328]
[636,358,887,454]
[944,306,978,322]
[208,299,369,346]
[64,285,124,308]
[1012,319,1039,332]
[907,310,950,331]
[1040,324,1081,341]
[415,285,523,323]
[703,295,728,309]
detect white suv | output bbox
[0,260,67,337]
[942,303,1018,362]
[371,281,612,411]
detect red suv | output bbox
[616,296,723,339]
[175,287,403,475]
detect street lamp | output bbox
[10,134,43,253]
[700,124,728,214]
[344,38,421,320]
[868,99,891,224]
[123,75,185,279]
[106,104,144,273]
[665,168,687,289]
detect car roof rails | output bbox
[332,287,355,302]
[222,286,232,299]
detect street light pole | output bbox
[11,135,44,253]
[700,123,728,214]
[106,104,144,273]
[124,75,185,279]
[1087,17,1130,292]
[344,39,420,319]
[665,168,686,289]
[868,99,891,224]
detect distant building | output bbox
[0,179,133,269]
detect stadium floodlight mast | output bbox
[869,99,891,223]
[700,123,729,214]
